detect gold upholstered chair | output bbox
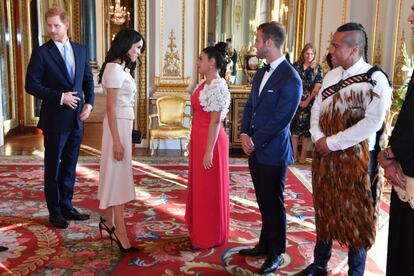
[148,96,192,155]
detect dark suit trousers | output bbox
[386,190,414,276]
[43,129,82,216]
[248,153,287,255]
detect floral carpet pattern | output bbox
[0,156,386,275]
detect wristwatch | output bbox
[383,148,395,160]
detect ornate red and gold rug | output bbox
[0,156,387,275]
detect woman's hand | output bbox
[384,162,407,190]
[203,151,213,170]
[299,100,309,108]
[113,141,125,161]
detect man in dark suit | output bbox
[25,7,94,229]
[238,21,302,274]
[378,3,414,275]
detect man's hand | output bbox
[80,104,93,121]
[241,134,254,156]
[315,137,331,156]
[383,162,407,190]
[63,91,80,109]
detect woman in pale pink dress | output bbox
[97,29,145,252]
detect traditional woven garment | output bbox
[312,77,379,249]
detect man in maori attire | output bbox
[297,23,392,276]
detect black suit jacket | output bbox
[25,39,94,133]
[389,73,414,176]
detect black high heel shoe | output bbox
[98,216,113,239]
[110,227,139,253]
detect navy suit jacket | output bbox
[240,60,302,166]
[25,39,94,133]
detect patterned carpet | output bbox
[0,156,387,275]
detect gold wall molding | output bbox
[391,0,403,84]
[373,34,382,66]
[294,0,307,60]
[155,0,189,97]
[317,0,325,64]
[198,0,207,83]
[137,0,148,136]
[163,29,181,76]
[371,0,380,64]
[341,0,347,23]
[393,30,406,86]
[21,0,38,126]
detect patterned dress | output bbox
[290,62,323,137]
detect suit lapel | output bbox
[47,40,73,84]
[252,69,266,107]
[255,60,287,107]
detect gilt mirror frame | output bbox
[198,0,307,90]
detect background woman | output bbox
[97,29,145,252]
[185,45,231,249]
[290,43,323,163]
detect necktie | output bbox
[263,63,271,72]
[63,43,74,81]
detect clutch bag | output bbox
[132,129,142,144]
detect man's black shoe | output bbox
[294,263,328,276]
[49,215,69,229]
[63,208,90,221]
[0,246,8,252]
[259,254,283,274]
[238,245,267,256]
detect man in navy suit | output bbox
[25,7,94,229]
[238,21,302,274]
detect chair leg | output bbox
[179,139,183,155]
[150,137,154,156]
[157,139,160,154]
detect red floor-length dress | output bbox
[185,81,230,248]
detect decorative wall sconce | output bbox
[109,0,130,25]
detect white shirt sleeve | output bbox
[326,71,392,151]
[310,92,325,143]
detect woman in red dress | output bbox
[185,45,231,249]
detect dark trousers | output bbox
[369,127,383,206]
[386,190,414,276]
[248,153,287,256]
[314,240,366,276]
[43,129,82,217]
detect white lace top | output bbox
[195,78,230,121]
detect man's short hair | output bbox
[257,21,286,49]
[45,7,69,23]
[226,38,232,43]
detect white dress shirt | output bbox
[259,56,286,95]
[310,57,392,151]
